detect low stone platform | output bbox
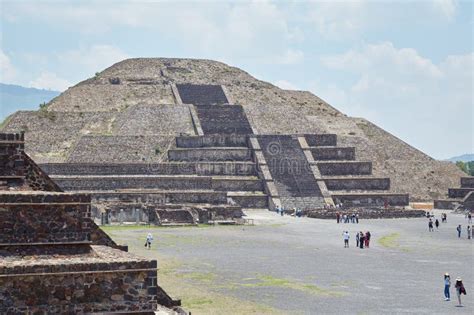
[306,207,425,219]
[434,176,474,211]
[0,245,160,314]
[331,193,410,207]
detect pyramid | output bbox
[0,58,464,217]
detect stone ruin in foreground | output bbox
[0,133,180,313]
[1,58,470,224]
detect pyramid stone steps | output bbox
[195,105,253,135]
[176,83,228,105]
[317,161,372,176]
[40,161,257,176]
[461,177,474,188]
[310,146,356,161]
[448,187,474,198]
[304,134,337,147]
[51,175,213,191]
[258,135,323,201]
[176,134,248,148]
[168,147,252,161]
[212,176,263,192]
[324,177,390,191]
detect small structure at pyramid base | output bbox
[0,133,180,314]
[434,177,474,211]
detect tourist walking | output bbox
[144,232,153,249]
[356,232,360,247]
[454,277,466,306]
[343,231,350,248]
[365,231,371,248]
[359,232,365,249]
[355,213,359,224]
[467,225,471,240]
[457,225,462,238]
[336,212,340,223]
[435,219,439,230]
[468,213,472,224]
[444,273,451,301]
[428,219,434,232]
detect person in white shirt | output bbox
[145,233,153,249]
[342,231,350,248]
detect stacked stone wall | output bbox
[279,196,326,210]
[0,133,25,177]
[67,135,175,163]
[318,162,372,176]
[461,177,474,188]
[0,247,158,313]
[307,208,425,219]
[176,134,248,148]
[324,178,390,191]
[41,162,256,176]
[311,147,355,161]
[168,148,251,162]
[332,194,409,206]
[53,176,212,191]
[24,153,62,191]
[0,193,91,244]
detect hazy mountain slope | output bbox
[0,83,60,121]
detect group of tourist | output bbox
[443,273,467,306]
[275,206,303,217]
[336,212,359,224]
[342,231,371,248]
[426,212,472,239]
[456,224,472,239]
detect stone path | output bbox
[106,209,473,314]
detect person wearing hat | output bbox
[444,273,451,301]
[454,277,467,306]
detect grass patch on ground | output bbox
[240,275,344,297]
[377,233,411,252]
[378,233,400,248]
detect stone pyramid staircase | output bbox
[303,134,409,207]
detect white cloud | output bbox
[321,42,442,78]
[3,1,300,65]
[432,0,458,20]
[274,80,299,90]
[29,72,72,91]
[316,42,473,158]
[307,1,368,39]
[272,49,304,65]
[0,50,17,83]
[58,45,130,75]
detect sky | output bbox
[0,0,472,159]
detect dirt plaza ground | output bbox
[104,210,473,314]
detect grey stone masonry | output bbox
[317,161,372,176]
[461,177,474,188]
[168,147,252,162]
[40,162,257,176]
[324,177,390,191]
[448,187,474,198]
[331,193,409,207]
[176,134,248,148]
